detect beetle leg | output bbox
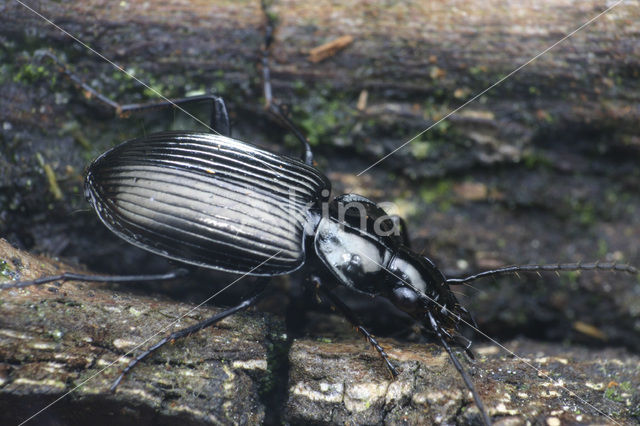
[37,51,231,136]
[260,0,314,166]
[459,306,479,330]
[432,326,476,360]
[110,277,269,391]
[428,311,492,426]
[310,277,399,378]
[0,268,189,290]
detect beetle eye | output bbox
[390,286,420,313]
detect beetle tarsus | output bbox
[428,312,492,426]
[0,268,189,290]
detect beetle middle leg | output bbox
[309,275,400,378]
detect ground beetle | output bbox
[2,4,638,426]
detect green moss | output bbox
[410,140,431,160]
[560,271,579,288]
[521,151,552,169]
[604,381,633,403]
[419,180,453,211]
[142,75,172,99]
[469,66,485,76]
[212,70,227,94]
[620,381,632,392]
[293,79,307,93]
[597,239,609,258]
[576,201,596,226]
[13,62,50,84]
[293,92,352,147]
[0,259,14,282]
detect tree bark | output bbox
[0,240,281,425]
[286,339,640,425]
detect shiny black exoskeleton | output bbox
[84,129,468,340]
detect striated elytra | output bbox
[85,131,330,276]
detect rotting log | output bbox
[0,239,280,425]
[1,0,638,345]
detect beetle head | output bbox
[385,248,468,333]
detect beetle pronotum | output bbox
[1,0,640,426]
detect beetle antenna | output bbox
[445,261,638,285]
[428,312,491,426]
[0,269,189,290]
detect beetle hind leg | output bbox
[0,268,189,290]
[260,0,314,166]
[38,51,231,136]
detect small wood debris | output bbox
[308,35,353,63]
[572,321,607,340]
[357,90,368,111]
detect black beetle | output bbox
[2,3,639,426]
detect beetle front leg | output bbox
[428,312,492,426]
